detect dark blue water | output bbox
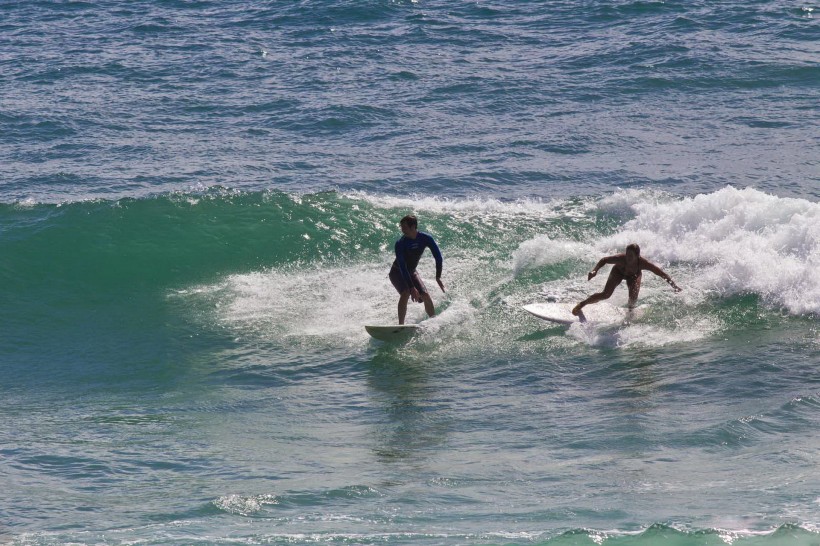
[2,0,817,203]
[1,1,818,544]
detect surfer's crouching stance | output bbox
[572,243,681,317]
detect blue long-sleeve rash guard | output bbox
[393,231,443,286]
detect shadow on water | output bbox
[363,346,453,465]
[516,322,569,342]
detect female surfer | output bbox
[572,243,681,316]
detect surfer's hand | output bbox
[587,270,597,281]
[410,287,421,302]
[436,277,445,293]
[668,279,682,292]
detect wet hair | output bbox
[626,243,641,256]
[400,214,418,229]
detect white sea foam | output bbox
[216,262,403,343]
[213,494,278,516]
[512,235,594,275]
[603,186,820,315]
[192,187,816,354]
[415,298,478,341]
[207,258,487,347]
[568,316,722,349]
[14,196,39,208]
[343,190,572,218]
[513,187,819,316]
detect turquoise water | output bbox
[1,1,819,545]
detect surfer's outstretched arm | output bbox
[641,259,681,291]
[587,255,619,280]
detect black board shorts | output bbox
[389,264,428,295]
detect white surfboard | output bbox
[365,324,419,342]
[523,302,644,325]
[523,302,579,324]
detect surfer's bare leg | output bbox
[421,292,436,318]
[626,274,642,309]
[398,291,410,325]
[572,270,622,316]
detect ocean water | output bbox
[1,1,818,545]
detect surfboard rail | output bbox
[523,302,645,325]
[365,324,419,342]
[523,303,578,324]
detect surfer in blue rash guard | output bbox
[389,215,446,324]
[572,243,681,317]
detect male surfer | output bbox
[390,215,445,324]
[572,243,681,316]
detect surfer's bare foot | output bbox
[571,304,582,316]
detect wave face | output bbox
[3,186,817,373]
[3,186,816,352]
